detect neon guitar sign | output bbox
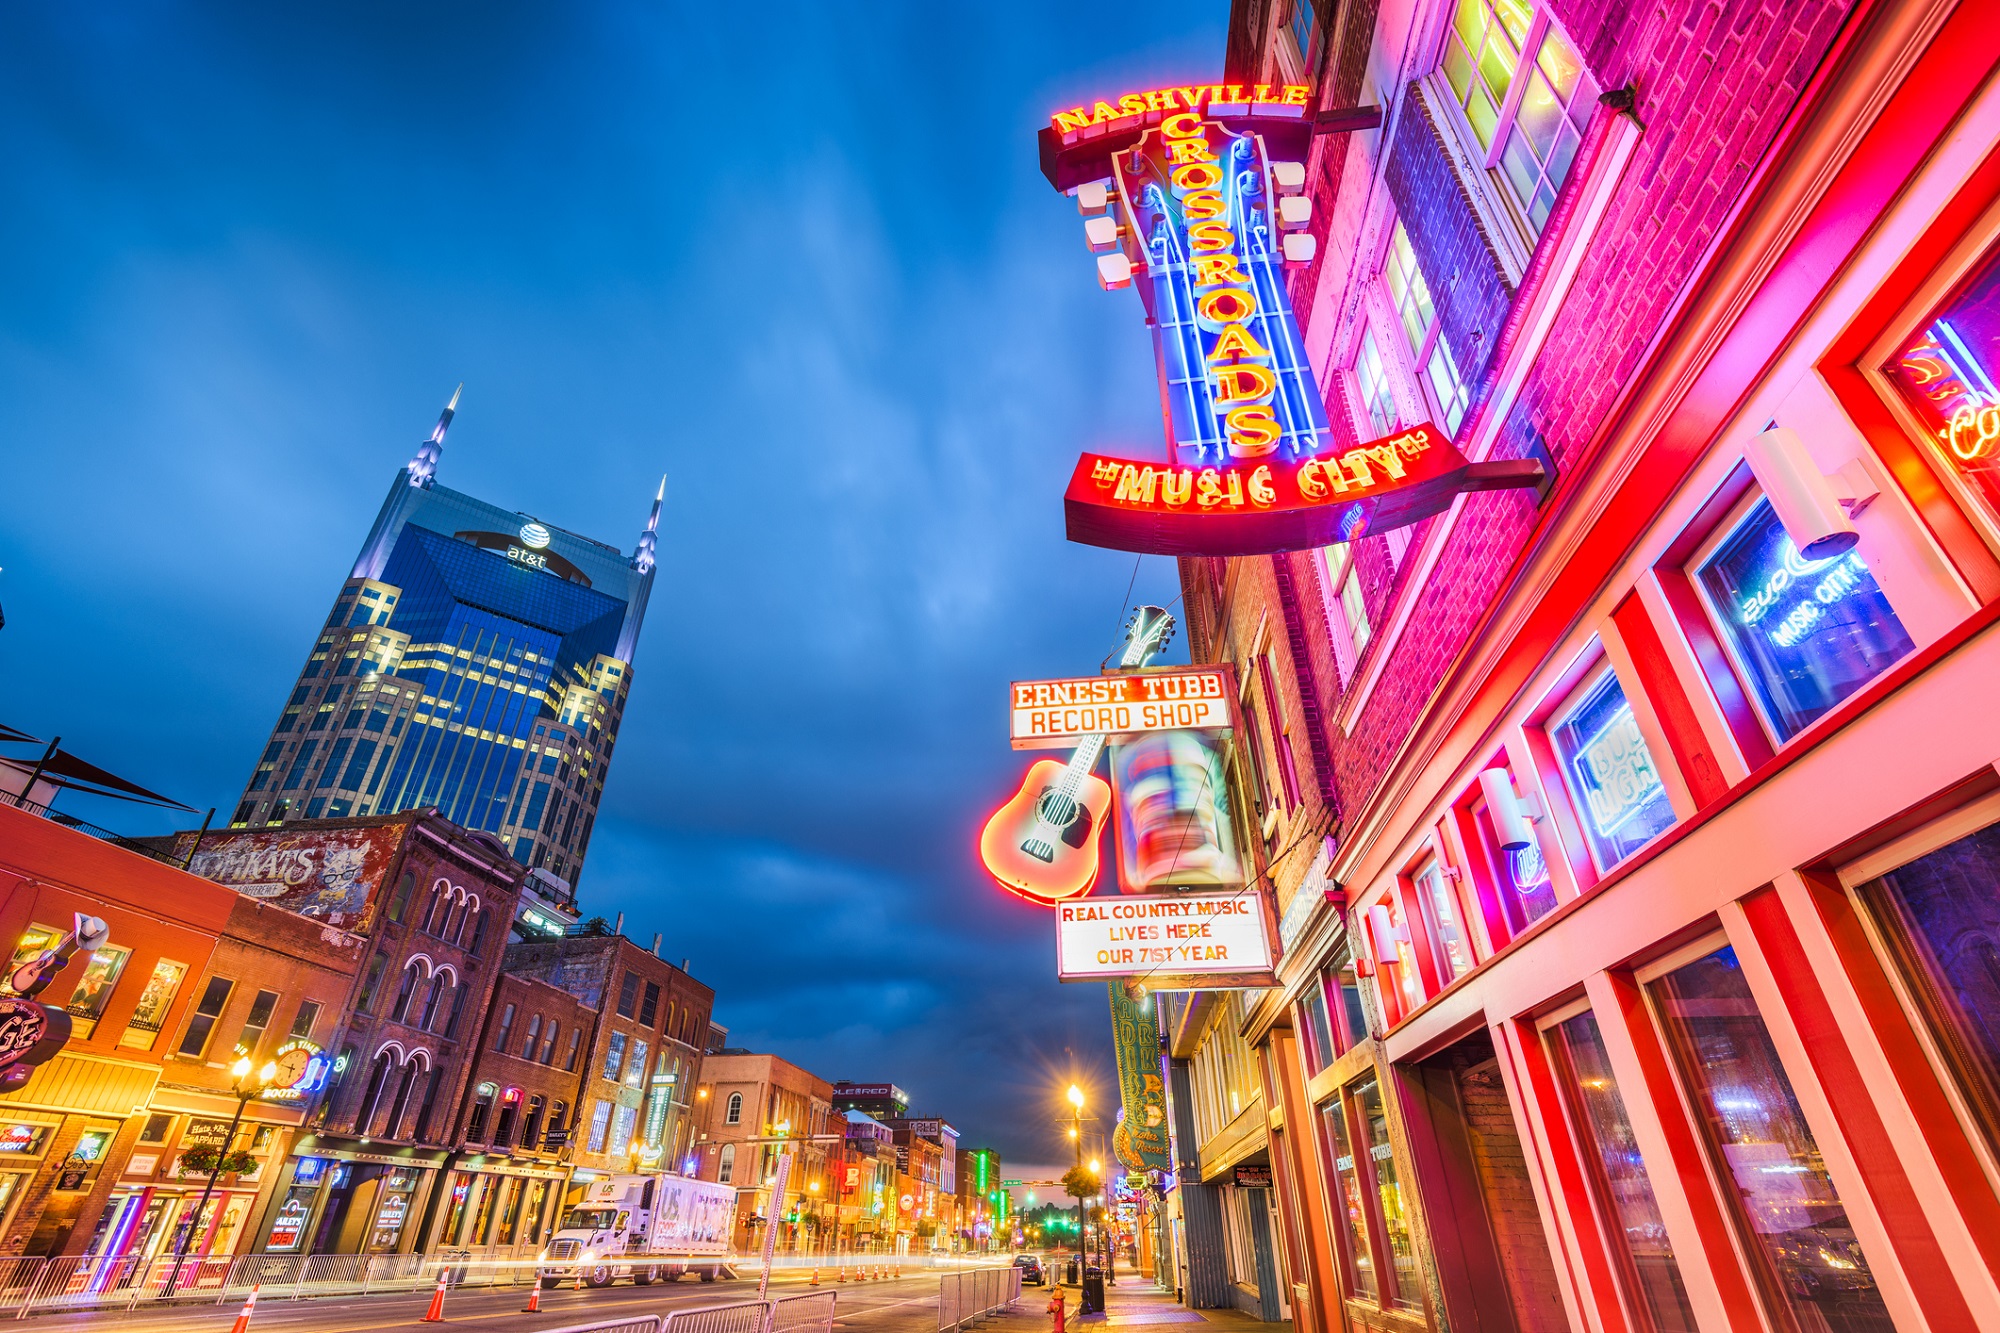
[980,607,1176,905]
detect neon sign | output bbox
[1567,703,1662,837]
[1733,538,1874,649]
[1041,89,1543,555]
[1009,667,1232,748]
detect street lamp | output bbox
[1066,1085,1087,1283]
[165,1055,276,1297]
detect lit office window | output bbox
[1550,667,1675,870]
[1441,0,1596,232]
[1696,498,1913,742]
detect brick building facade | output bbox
[1144,0,2000,1330]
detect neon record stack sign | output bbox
[1040,82,1544,555]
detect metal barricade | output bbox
[536,1319,663,1333]
[664,1299,776,1333]
[937,1266,1021,1332]
[770,1290,838,1333]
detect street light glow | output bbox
[1067,1084,1084,1109]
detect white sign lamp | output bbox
[1741,426,1880,560]
[1479,767,1545,853]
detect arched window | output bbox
[356,1051,396,1134]
[419,881,449,935]
[466,909,490,957]
[493,1087,521,1149]
[466,1082,498,1142]
[443,983,469,1040]
[419,973,450,1030]
[389,961,426,1024]
[494,1004,516,1053]
[521,1095,546,1153]
[725,1092,743,1125]
[388,870,419,923]
[718,1143,735,1184]
[539,1021,559,1065]
[385,1057,423,1138]
[520,1014,541,1060]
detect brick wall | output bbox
[1449,1049,1566,1330]
[1323,0,1858,828]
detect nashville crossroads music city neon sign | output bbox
[1041,81,1544,555]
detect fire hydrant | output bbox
[1049,1285,1067,1333]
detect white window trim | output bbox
[1332,114,1641,738]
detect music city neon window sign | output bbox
[1041,82,1544,556]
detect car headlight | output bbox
[581,1251,595,1263]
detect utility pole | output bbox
[1067,1085,1086,1284]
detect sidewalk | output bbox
[1069,1275,1290,1333]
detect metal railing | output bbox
[6,796,183,867]
[541,1319,663,1333]
[937,1267,1021,1332]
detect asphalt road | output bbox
[23,1272,942,1333]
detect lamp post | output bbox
[165,1056,275,1297]
[1067,1085,1086,1284]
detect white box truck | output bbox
[538,1172,737,1288]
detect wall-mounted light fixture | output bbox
[1479,767,1545,852]
[1742,426,1880,559]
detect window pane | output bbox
[118,959,187,1051]
[1501,129,1542,210]
[65,946,130,1038]
[1546,123,1581,193]
[1886,237,2000,527]
[1553,1012,1698,1332]
[1443,38,1476,102]
[1416,862,1474,979]
[1492,0,1532,45]
[1696,499,1914,741]
[1465,81,1503,151]
[1861,819,2000,1152]
[1551,669,1676,869]
[1425,337,1469,433]
[1515,70,1564,161]
[1300,984,1335,1076]
[1537,25,1584,103]
[1341,574,1371,655]
[1650,947,1890,1329]
[1452,0,1485,49]
[1477,31,1519,110]
[1321,1097,1377,1301]
[1356,1080,1421,1310]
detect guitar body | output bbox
[979,759,1113,904]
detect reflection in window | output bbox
[1299,980,1335,1077]
[1860,818,2000,1157]
[1550,669,1676,869]
[1650,947,1889,1329]
[1321,1096,1377,1301]
[1697,499,1912,742]
[1551,1011,1697,1332]
[1356,1080,1421,1311]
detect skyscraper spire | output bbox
[632,474,664,573]
[406,383,462,489]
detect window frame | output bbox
[1380,219,1471,433]
[1685,487,1915,751]
[1543,657,1678,874]
[1432,0,1599,249]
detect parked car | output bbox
[1013,1254,1045,1285]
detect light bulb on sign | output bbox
[518,522,551,549]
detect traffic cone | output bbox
[895,1263,903,1278]
[522,1282,542,1313]
[228,1284,260,1333]
[810,1267,820,1287]
[420,1271,448,1323]
[836,1264,846,1283]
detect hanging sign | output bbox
[1108,981,1171,1175]
[1039,84,1543,555]
[1010,666,1234,748]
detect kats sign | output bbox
[1010,666,1233,748]
[1041,84,1543,555]
[1066,422,1546,555]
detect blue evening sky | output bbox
[0,2,1222,1170]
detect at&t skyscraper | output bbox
[231,389,660,888]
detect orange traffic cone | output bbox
[420,1271,448,1323]
[836,1264,846,1283]
[895,1263,903,1278]
[228,1284,260,1333]
[810,1267,820,1287]
[523,1281,542,1313]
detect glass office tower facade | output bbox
[231,394,659,887]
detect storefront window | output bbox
[1551,668,1676,870]
[1650,946,1890,1329]
[1473,796,1559,934]
[1696,498,1913,742]
[1414,859,1475,979]
[1299,980,1335,1077]
[1888,240,2000,528]
[1550,1011,1697,1332]
[1332,962,1368,1048]
[63,944,130,1039]
[1319,1096,1376,1301]
[1858,817,2000,1155]
[1355,1080,1420,1311]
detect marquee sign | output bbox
[1041,83,1544,555]
[1056,892,1275,987]
[1009,666,1233,748]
